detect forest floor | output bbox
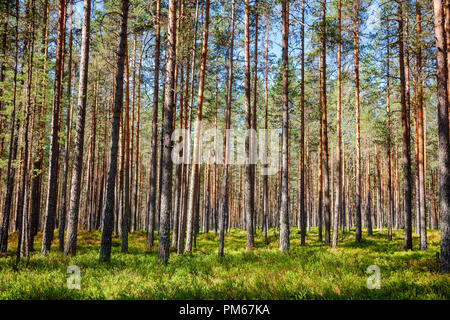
[0,227,448,299]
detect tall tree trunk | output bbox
[321,0,331,245]
[99,0,129,262]
[354,0,362,243]
[42,0,66,255]
[29,0,49,252]
[262,7,270,244]
[332,0,341,249]
[299,0,307,246]
[17,0,35,261]
[185,0,210,254]
[398,0,413,251]
[157,0,177,263]
[243,0,255,251]
[386,14,394,241]
[218,0,235,258]
[146,0,161,250]
[432,0,450,273]
[64,0,91,256]
[317,56,323,242]
[416,0,427,250]
[0,0,20,253]
[58,0,74,252]
[279,0,290,253]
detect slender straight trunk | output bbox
[58,0,74,252]
[317,56,323,242]
[146,0,161,250]
[332,0,342,248]
[122,41,131,253]
[252,0,259,237]
[29,0,49,251]
[42,0,66,255]
[432,0,450,273]
[367,153,373,235]
[416,0,427,250]
[172,57,185,249]
[64,0,91,256]
[299,0,306,246]
[321,0,331,245]
[185,0,210,253]
[17,0,35,261]
[218,0,235,258]
[99,0,129,262]
[376,149,384,233]
[398,0,413,251]
[0,0,20,253]
[262,7,270,243]
[243,0,255,251]
[354,0,362,243]
[385,15,394,241]
[133,36,143,232]
[157,0,177,263]
[279,0,290,253]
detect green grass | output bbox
[0,227,448,299]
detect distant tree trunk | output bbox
[354,0,362,243]
[185,0,210,254]
[157,0,177,263]
[279,0,290,253]
[146,0,161,250]
[432,0,450,273]
[41,0,66,255]
[99,0,129,262]
[218,0,235,258]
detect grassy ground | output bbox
[0,227,448,299]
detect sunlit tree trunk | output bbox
[432,0,450,273]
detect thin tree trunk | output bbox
[42,0,66,255]
[279,0,290,253]
[146,0,161,250]
[354,0,362,243]
[332,0,341,249]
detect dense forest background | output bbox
[0,0,449,279]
